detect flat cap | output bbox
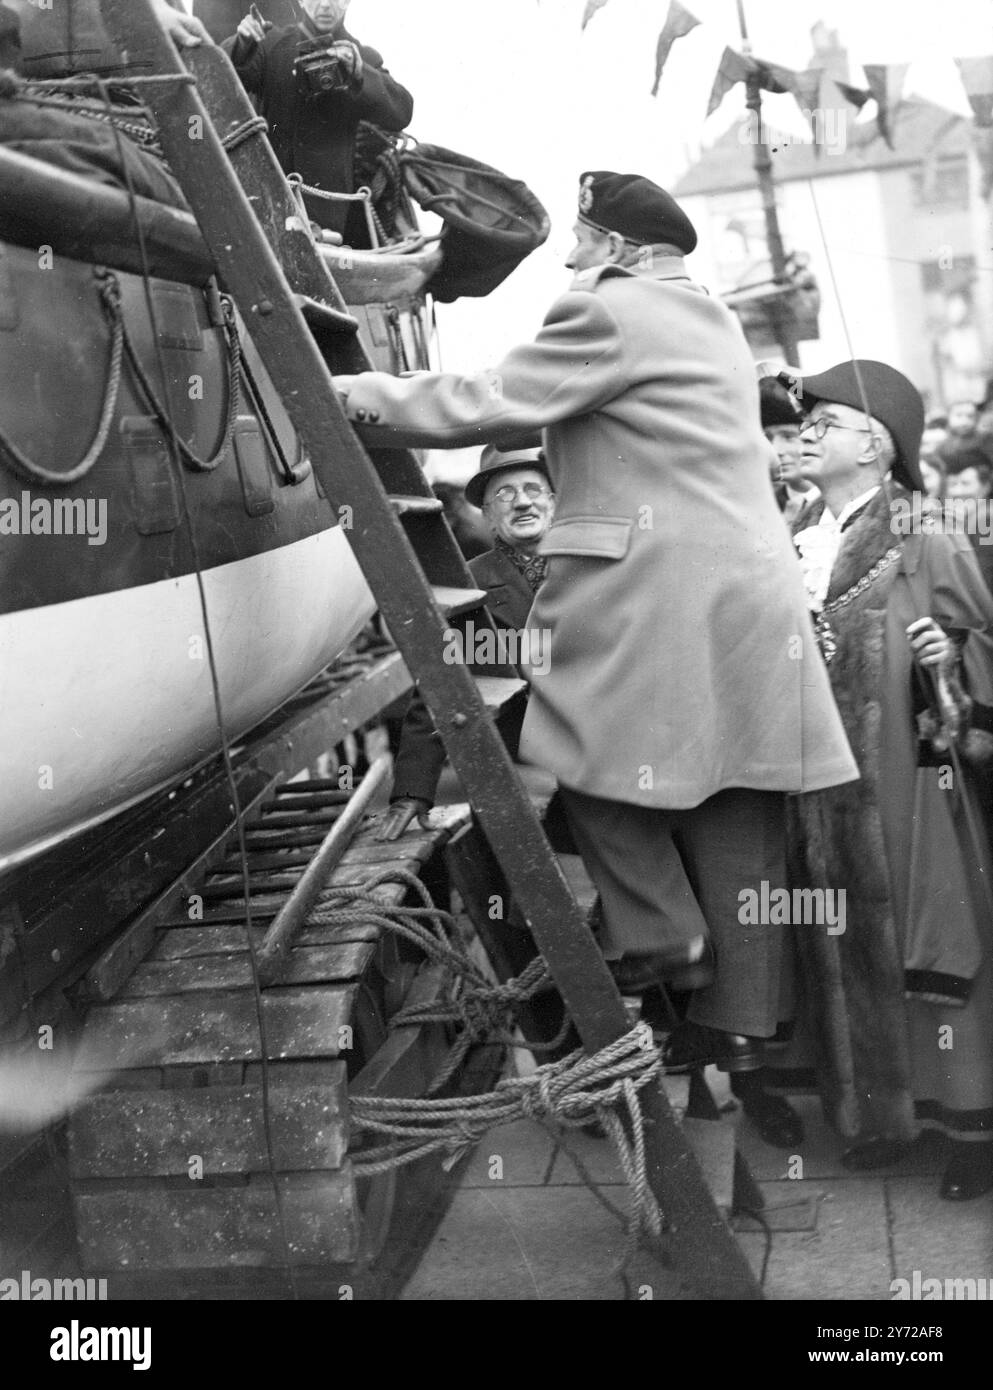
[577,171,697,254]
[780,359,925,493]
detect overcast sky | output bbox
[190,1,993,472]
[334,0,993,370]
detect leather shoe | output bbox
[841,1137,914,1171]
[661,1020,763,1074]
[940,1143,993,1201]
[610,943,715,995]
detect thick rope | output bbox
[221,116,269,153]
[0,268,124,486]
[350,1025,665,1259]
[309,867,568,1093]
[103,270,243,473]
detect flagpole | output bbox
[735,0,800,364]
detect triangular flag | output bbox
[651,1,701,97]
[864,62,908,149]
[789,67,825,152]
[955,56,993,128]
[706,47,755,118]
[835,80,872,110]
[581,0,609,29]
[755,58,795,97]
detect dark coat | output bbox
[223,21,413,235]
[391,546,535,804]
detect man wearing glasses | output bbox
[379,446,555,841]
[338,171,858,1076]
[787,359,993,1201]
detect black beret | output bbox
[577,171,697,255]
[779,359,925,493]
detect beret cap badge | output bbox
[578,174,595,216]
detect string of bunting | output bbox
[577,0,993,150]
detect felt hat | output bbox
[464,446,550,509]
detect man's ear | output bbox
[606,232,627,264]
[857,433,885,466]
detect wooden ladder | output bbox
[99,0,760,1300]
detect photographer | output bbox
[223,0,412,239]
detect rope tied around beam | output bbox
[308,867,570,1093]
[351,1026,665,1257]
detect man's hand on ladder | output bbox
[376,798,432,842]
[152,0,212,48]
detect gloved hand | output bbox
[376,798,431,842]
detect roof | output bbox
[673,96,968,198]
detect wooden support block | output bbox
[73,1170,360,1269]
[120,943,375,997]
[69,1076,349,1178]
[74,986,358,1070]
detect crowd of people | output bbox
[61,5,993,1206]
[344,173,993,1204]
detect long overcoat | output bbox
[340,256,858,809]
[788,491,993,1140]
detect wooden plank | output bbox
[152,921,380,960]
[74,987,357,1070]
[121,944,375,997]
[351,966,451,1100]
[82,774,284,1005]
[73,1171,359,1269]
[69,1078,349,1178]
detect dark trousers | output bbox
[558,786,787,1037]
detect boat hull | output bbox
[0,527,375,873]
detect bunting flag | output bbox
[864,62,908,149]
[581,0,609,29]
[651,1,701,97]
[790,67,825,151]
[706,46,754,117]
[955,56,993,127]
[835,80,872,110]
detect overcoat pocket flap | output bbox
[539,515,632,560]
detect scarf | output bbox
[495,536,548,594]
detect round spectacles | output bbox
[488,483,552,506]
[799,416,875,441]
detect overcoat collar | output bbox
[569,256,692,292]
[469,547,535,630]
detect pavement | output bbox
[400,1073,993,1302]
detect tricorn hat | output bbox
[464,445,551,509]
[779,359,925,492]
[759,376,802,430]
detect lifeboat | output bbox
[0,88,440,874]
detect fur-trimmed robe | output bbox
[789,488,993,1141]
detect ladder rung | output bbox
[475,676,528,715]
[389,495,444,517]
[431,586,488,618]
[293,293,359,336]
